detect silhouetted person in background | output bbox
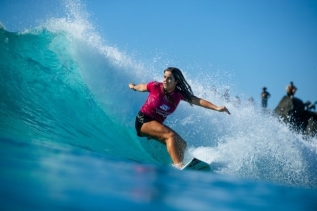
[233,96,240,107]
[246,97,255,107]
[286,81,297,98]
[222,88,230,103]
[261,87,271,108]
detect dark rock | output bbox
[274,96,317,137]
[305,117,317,137]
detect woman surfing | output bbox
[129,67,230,169]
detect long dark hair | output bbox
[163,67,194,105]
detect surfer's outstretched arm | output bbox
[191,96,231,115]
[128,83,148,92]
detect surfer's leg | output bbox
[140,121,187,166]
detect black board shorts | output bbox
[135,111,155,137]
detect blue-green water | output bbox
[1,1,317,210]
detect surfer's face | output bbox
[163,71,178,92]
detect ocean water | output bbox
[1,1,317,210]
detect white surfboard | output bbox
[181,157,211,171]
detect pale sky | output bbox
[1,0,316,109]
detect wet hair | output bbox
[163,67,194,105]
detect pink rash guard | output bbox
[140,81,185,123]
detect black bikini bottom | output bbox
[135,111,155,137]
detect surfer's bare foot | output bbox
[173,162,184,169]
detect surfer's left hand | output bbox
[218,106,231,115]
